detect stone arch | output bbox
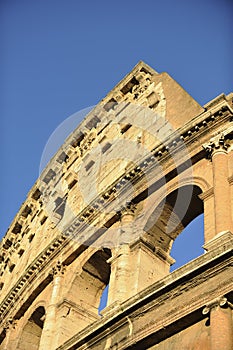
[54,248,111,347]
[64,248,111,313]
[143,184,204,255]
[68,248,111,312]
[165,175,211,196]
[16,306,45,350]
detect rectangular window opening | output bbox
[68,179,77,189]
[85,160,95,171]
[121,124,132,134]
[102,142,111,153]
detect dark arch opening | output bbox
[17,306,45,350]
[66,248,111,316]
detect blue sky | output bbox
[0,0,232,268]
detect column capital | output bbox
[202,296,233,315]
[52,260,65,277]
[119,202,137,219]
[203,134,230,160]
[3,317,16,332]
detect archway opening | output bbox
[98,284,109,314]
[17,306,45,350]
[144,185,204,268]
[66,248,111,316]
[170,213,204,271]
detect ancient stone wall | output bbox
[0,62,232,349]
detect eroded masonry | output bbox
[0,62,233,350]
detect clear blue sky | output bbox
[0,0,232,267]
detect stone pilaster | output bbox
[39,261,65,350]
[106,202,175,307]
[203,296,233,350]
[107,203,136,306]
[203,135,232,237]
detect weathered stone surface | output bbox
[0,61,232,349]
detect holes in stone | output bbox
[103,98,118,112]
[3,239,12,249]
[68,179,77,189]
[140,67,149,74]
[12,222,22,234]
[121,77,139,95]
[9,264,15,273]
[121,124,132,134]
[72,132,85,148]
[42,169,56,184]
[57,151,69,164]
[31,210,39,222]
[85,115,101,129]
[158,236,165,244]
[40,216,47,225]
[85,160,95,171]
[18,249,25,257]
[32,188,41,200]
[102,142,111,153]
[21,205,32,218]
[97,122,110,135]
[54,197,66,218]
[28,234,35,243]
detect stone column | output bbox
[39,261,65,350]
[203,135,232,235]
[107,203,136,306]
[203,297,233,350]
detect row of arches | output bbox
[14,184,205,349]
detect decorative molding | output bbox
[120,202,137,218]
[203,230,233,252]
[203,133,230,160]
[52,260,65,277]
[202,296,233,315]
[3,318,16,332]
[198,187,214,201]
